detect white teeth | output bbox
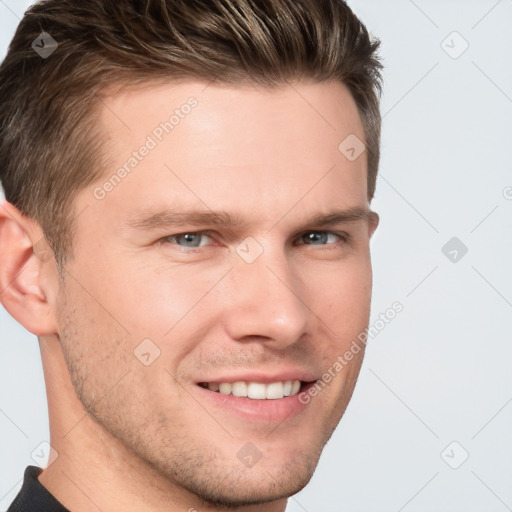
[248,382,266,399]
[205,380,302,399]
[219,382,232,395]
[266,382,284,400]
[232,381,248,397]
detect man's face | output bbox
[56,79,378,506]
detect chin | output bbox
[176,456,318,509]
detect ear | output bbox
[0,200,59,335]
[368,210,379,238]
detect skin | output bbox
[0,79,379,512]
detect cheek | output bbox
[305,256,373,336]
[55,283,133,413]
[81,255,213,336]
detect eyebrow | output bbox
[126,205,374,232]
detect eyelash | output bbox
[157,230,351,251]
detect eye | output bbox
[294,231,349,246]
[159,230,215,249]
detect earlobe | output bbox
[0,200,58,336]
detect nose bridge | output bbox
[221,241,313,345]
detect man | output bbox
[0,0,382,510]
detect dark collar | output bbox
[7,466,70,512]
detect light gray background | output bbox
[1,1,511,511]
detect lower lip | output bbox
[194,382,316,423]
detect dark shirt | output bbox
[6,466,70,512]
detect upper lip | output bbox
[196,369,319,384]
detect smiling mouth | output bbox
[198,380,312,400]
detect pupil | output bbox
[308,232,325,244]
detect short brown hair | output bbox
[0,0,382,268]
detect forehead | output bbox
[100,78,364,151]
[85,79,368,229]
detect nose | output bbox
[221,247,315,349]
